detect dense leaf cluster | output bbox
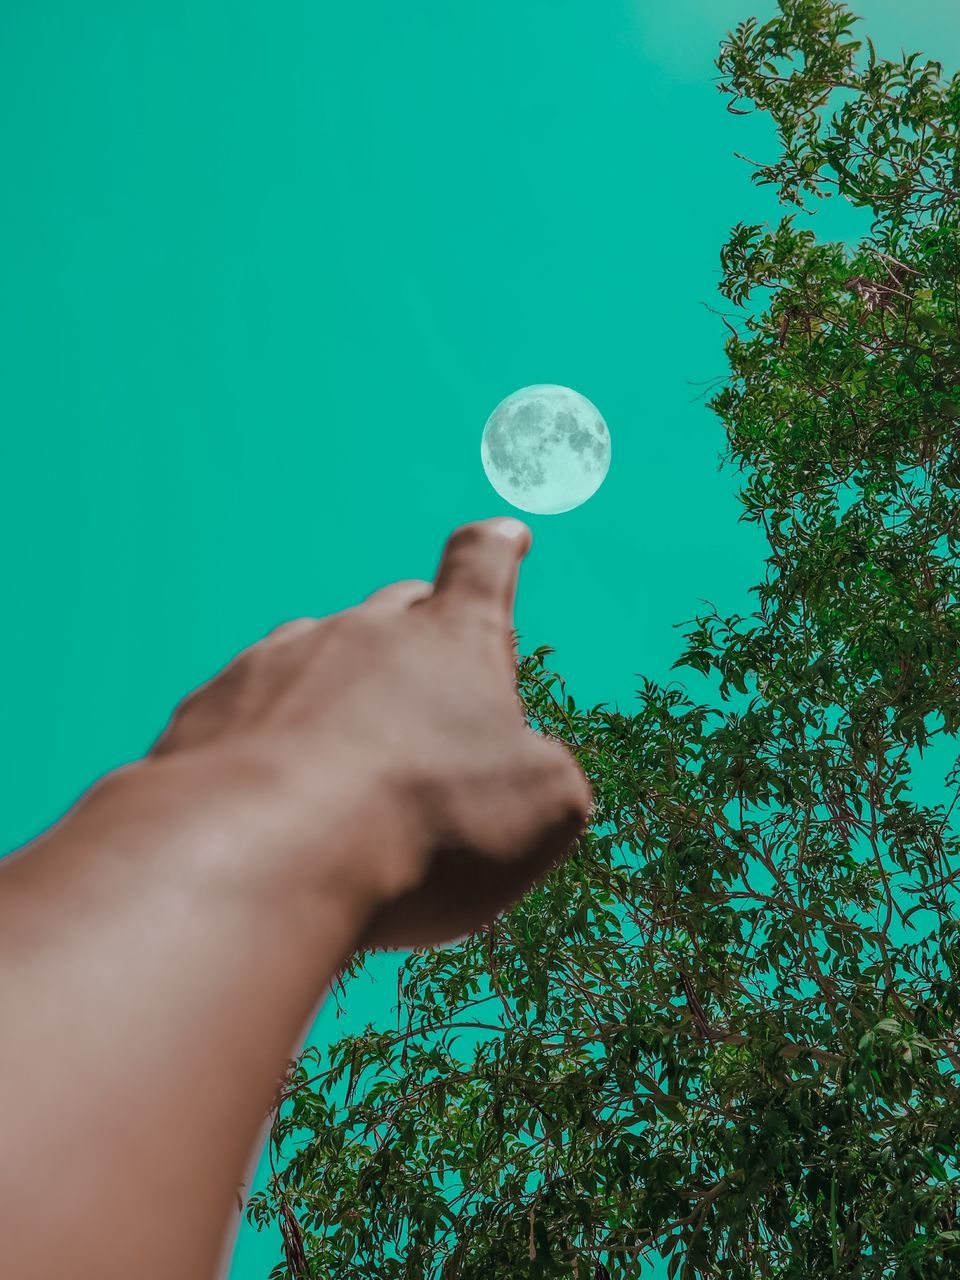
[247,3,960,1275]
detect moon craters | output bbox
[480,384,611,515]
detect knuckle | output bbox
[268,617,316,643]
[152,691,203,754]
[543,742,593,816]
[221,649,255,684]
[366,579,433,610]
[331,607,390,654]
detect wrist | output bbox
[60,740,422,946]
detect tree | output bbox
[246,3,960,1275]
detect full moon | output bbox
[480,384,611,515]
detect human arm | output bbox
[0,517,592,1280]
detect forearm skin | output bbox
[0,751,384,1280]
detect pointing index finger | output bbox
[431,517,533,620]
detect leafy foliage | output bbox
[246,3,960,1275]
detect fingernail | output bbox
[491,517,531,544]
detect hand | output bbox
[150,517,592,950]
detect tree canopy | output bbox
[247,2,960,1275]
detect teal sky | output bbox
[1,3,958,1275]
